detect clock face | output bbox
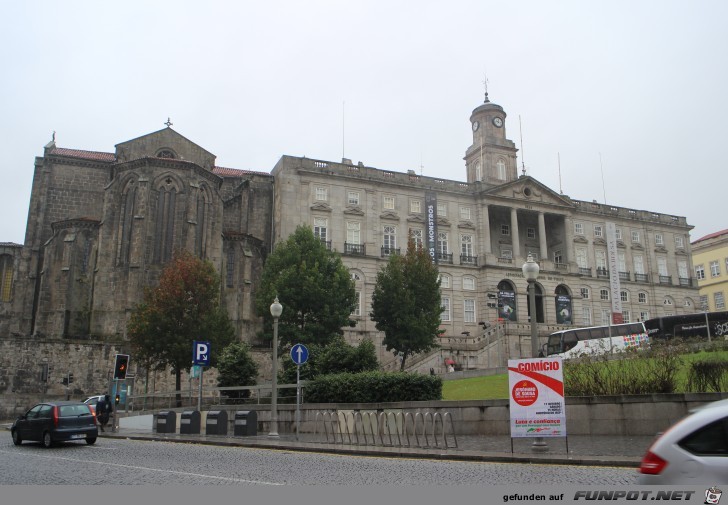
[493,117,503,128]
[472,121,480,132]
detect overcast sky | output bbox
[1,1,726,245]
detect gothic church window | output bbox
[153,179,178,264]
[117,180,137,266]
[0,254,12,302]
[156,149,176,159]
[195,186,209,257]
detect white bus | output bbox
[545,322,650,359]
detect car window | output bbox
[678,417,728,456]
[26,405,43,418]
[38,405,53,418]
[60,404,91,417]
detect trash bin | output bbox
[155,411,176,434]
[234,410,258,436]
[180,410,201,434]
[206,410,228,436]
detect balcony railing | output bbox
[619,271,631,282]
[381,246,400,257]
[437,252,453,264]
[659,275,672,285]
[596,268,609,279]
[554,262,568,270]
[634,273,649,283]
[679,277,693,287]
[344,242,366,256]
[498,256,513,264]
[460,254,478,266]
[579,267,592,277]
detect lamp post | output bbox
[522,254,548,452]
[269,297,283,437]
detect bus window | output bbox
[591,327,607,340]
[574,329,591,341]
[563,333,578,351]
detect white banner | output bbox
[508,357,566,438]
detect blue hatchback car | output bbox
[11,401,98,448]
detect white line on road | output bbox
[0,449,283,485]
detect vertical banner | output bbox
[606,222,623,324]
[425,191,438,264]
[508,357,566,437]
[498,290,517,321]
[555,295,572,324]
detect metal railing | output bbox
[314,409,457,449]
[460,254,478,266]
[344,242,366,256]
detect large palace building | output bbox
[0,94,700,371]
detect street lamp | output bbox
[522,254,548,452]
[269,297,283,437]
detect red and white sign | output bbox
[508,357,566,438]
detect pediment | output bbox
[115,128,216,170]
[654,246,668,254]
[458,220,476,230]
[344,206,365,216]
[311,202,332,213]
[631,243,644,251]
[573,236,588,244]
[437,217,451,226]
[407,214,426,223]
[617,240,626,248]
[479,176,574,208]
[594,238,607,246]
[674,249,688,256]
[379,210,400,220]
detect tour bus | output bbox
[643,311,728,341]
[545,321,650,359]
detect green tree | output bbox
[256,225,356,347]
[216,342,259,402]
[279,337,379,384]
[370,238,442,370]
[127,251,235,405]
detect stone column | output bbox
[538,212,548,260]
[481,204,492,254]
[510,207,520,260]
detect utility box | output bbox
[155,411,176,434]
[180,410,201,434]
[206,410,228,436]
[234,410,258,436]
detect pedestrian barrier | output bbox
[313,409,457,449]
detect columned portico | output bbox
[510,207,520,260]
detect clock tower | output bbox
[464,92,518,186]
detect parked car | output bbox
[11,401,98,448]
[638,398,728,484]
[82,395,105,414]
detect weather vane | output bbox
[164,118,173,128]
[483,72,490,103]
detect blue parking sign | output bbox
[193,341,210,366]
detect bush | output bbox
[687,359,728,392]
[305,371,442,403]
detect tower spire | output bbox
[483,72,490,103]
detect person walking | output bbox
[96,393,113,432]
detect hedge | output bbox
[304,371,442,403]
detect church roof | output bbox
[48,147,116,162]
[0,242,23,248]
[212,166,270,177]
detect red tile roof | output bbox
[49,147,116,162]
[213,166,271,177]
[692,228,728,245]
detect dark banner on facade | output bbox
[556,294,572,324]
[498,290,517,321]
[425,191,437,264]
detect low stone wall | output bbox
[127,392,727,437]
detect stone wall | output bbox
[0,336,273,421]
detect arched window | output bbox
[156,149,176,159]
[194,186,209,257]
[117,179,137,266]
[497,159,506,180]
[474,161,482,181]
[0,254,13,302]
[153,178,178,264]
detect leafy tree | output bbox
[127,251,235,405]
[370,238,442,370]
[216,342,259,402]
[255,225,356,347]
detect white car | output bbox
[82,395,105,413]
[638,399,728,484]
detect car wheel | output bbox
[86,437,97,445]
[42,431,53,448]
[11,430,22,446]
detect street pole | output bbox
[523,254,548,453]
[269,297,283,437]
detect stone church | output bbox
[0,94,701,373]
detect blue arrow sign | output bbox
[290,343,309,365]
[193,340,210,366]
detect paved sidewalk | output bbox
[98,425,651,468]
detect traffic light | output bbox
[115,394,120,405]
[113,354,130,380]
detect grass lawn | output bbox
[441,349,728,401]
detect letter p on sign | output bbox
[193,341,211,366]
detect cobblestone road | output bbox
[0,437,640,485]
